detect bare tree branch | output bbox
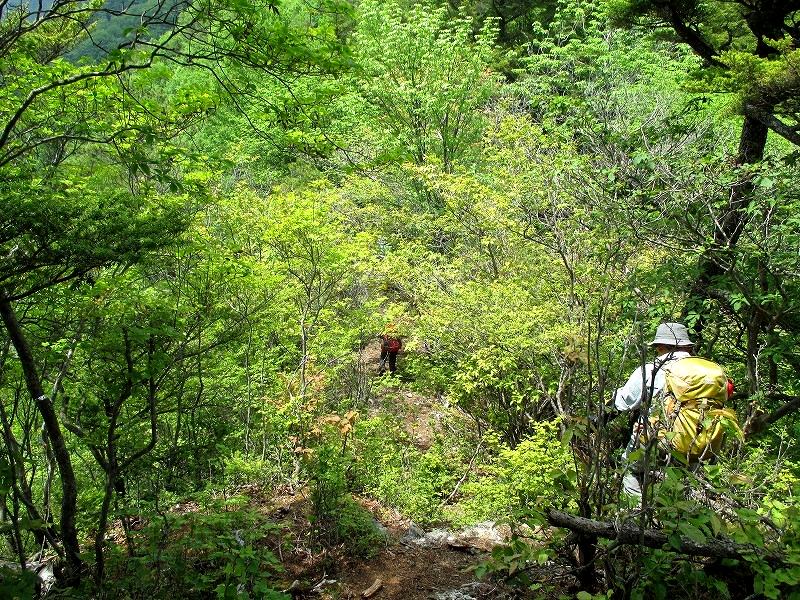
[546,509,784,565]
[744,104,800,148]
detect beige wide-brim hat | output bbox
[649,322,694,346]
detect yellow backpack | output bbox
[653,357,742,461]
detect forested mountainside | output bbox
[64,0,178,63]
[3,1,54,14]
[1,0,799,598]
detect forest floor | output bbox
[260,486,508,599]
[256,340,519,599]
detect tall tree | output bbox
[0,0,350,585]
[353,0,499,174]
[608,0,800,324]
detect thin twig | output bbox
[440,437,484,507]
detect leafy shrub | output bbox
[449,346,540,447]
[103,504,288,599]
[715,451,800,599]
[452,420,573,525]
[0,567,37,600]
[761,461,800,527]
[351,416,461,525]
[319,493,387,558]
[627,464,800,600]
[223,451,282,488]
[306,417,387,557]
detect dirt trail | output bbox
[260,486,506,600]
[332,543,486,600]
[362,338,442,450]
[244,339,515,599]
[260,340,511,599]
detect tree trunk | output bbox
[0,290,83,584]
[684,114,769,345]
[94,474,115,586]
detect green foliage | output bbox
[653,467,800,599]
[2,0,800,595]
[0,566,37,600]
[306,415,387,557]
[453,421,574,524]
[352,416,462,525]
[450,346,542,447]
[65,0,176,63]
[446,0,558,47]
[606,0,800,124]
[104,505,289,599]
[0,166,195,298]
[222,452,282,488]
[476,535,555,591]
[352,0,499,173]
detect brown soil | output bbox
[251,488,504,600]
[331,544,482,600]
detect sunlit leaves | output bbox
[352,0,499,171]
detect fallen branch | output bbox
[362,577,383,598]
[545,509,784,566]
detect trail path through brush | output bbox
[262,484,511,599]
[270,339,512,599]
[330,535,495,600]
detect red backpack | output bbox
[386,337,402,352]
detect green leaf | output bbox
[668,532,683,550]
[561,427,574,447]
[709,513,724,537]
[678,522,707,545]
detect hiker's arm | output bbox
[590,369,640,428]
[614,366,645,412]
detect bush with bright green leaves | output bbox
[451,420,574,525]
[222,451,283,489]
[637,464,800,600]
[306,420,387,557]
[103,504,287,600]
[449,345,543,448]
[351,416,462,525]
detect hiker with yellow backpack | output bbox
[612,322,742,497]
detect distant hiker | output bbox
[611,322,739,497]
[378,324,402,376]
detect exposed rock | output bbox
[429,582,493,600]
[413,528,452,548]
[413,522,509,552]
[400,521,425,544]
[282,579,304,596]
[311,577,337,593]
[0,558,56,595]
[455,521,510,552]
[373,519,389,536]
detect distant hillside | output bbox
[27,0,55,10]
[64,0,177,63]
[1,0,53,16]
[0,0,173,63]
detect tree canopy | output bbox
[1,0,800,598]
